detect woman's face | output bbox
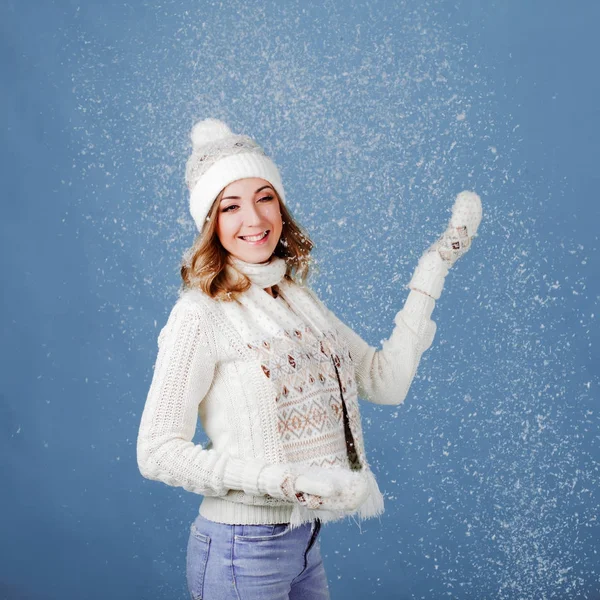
[215,177,283,264]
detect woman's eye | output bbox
[221,196,272,213]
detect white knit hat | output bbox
[185,119,287,233]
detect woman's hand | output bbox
[407,191,483,299]
[258,463,370,512]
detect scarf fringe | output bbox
[287,468,385,531]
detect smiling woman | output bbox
[136,118,482,600]
[179,123,315,303]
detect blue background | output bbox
[1,1,598,598]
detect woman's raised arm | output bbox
[317,191,482,406]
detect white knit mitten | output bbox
[407,191,482,299]
[257,463,370,512]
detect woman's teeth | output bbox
[241,231,268,242]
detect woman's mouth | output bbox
[240,230,270,244]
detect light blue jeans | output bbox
[186,513,331,600]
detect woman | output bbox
[136,118,482,599]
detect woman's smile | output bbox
[239,230,270,244]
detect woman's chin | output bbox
[232,242,278,263]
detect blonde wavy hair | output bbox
[180,187,315,301]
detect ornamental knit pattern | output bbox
[137,273,437,527]
[246,322,360,470]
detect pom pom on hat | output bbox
[190,118,233,151]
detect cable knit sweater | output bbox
[136,257,437,526]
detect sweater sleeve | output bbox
[136,301,277,497]
[310,288,438,406]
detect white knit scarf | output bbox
[226,255,287,289]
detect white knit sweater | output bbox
[136,257,437,526]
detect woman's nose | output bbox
[242,202,263,225]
